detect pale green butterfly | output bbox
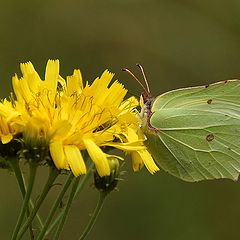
[123,65,240,182]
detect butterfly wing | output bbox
[145,80,240,182]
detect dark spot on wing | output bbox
[224,80,228,83]
[205,85,209,88]
[206,134,214,142]
[207,99,212,104]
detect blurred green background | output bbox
[1,0,240,239]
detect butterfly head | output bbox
[122,64,156,131]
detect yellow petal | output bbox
[51,120,72,139]
[13,74,32,103]
[83,138,110,177]
[119,96,139,111]
[44,59,59,93]
[125,127,139,142]
[90,70,114,104]
[12,74,23,103]
[64,145,86,176]
[132,150,159,174]
[66,69,83,95]
[0,102,20,122]
[20,61,41,93]
[97,70,114,89]
[1,134,13,144]
[20,61,35,77]
[50,140,69,170]
[104,142,146,151]
[105,81,127,106]
[131,151,144,172]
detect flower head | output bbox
[0,60,159,176]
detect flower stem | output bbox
[11,158,44,229]
[9,158,27,199]
[53,176,81,240]
[78,191,107,240]
[9,158,34,239]
[16,166,59,240]
[21,173,44,229]
[36,173,74,240]
[74,162,94,199]
[45,162,94,236]
[11,161,38,240]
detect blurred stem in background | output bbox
[78,191,107,240]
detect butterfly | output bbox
[123,65,240,182]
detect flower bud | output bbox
[94,157,120,193]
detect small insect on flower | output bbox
[123,64,240,182]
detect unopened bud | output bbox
[94,157,120,193]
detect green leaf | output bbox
[144,80,240,182]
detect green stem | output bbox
[21,173,44,229]
[74,162,94,199]
[11,159,44,229]
[9,158,35,239]
[53,176,81,240]
[78,192,107,240]
[45,162,94,236]
[9,158,27,199]
[11,161,38,240]
[16,166,59,240]
[36,173,74,240]
[44,210,62,236]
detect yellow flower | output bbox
[0,60,159,176]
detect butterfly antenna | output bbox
[136,63,151,94]
[122,68,148,93]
